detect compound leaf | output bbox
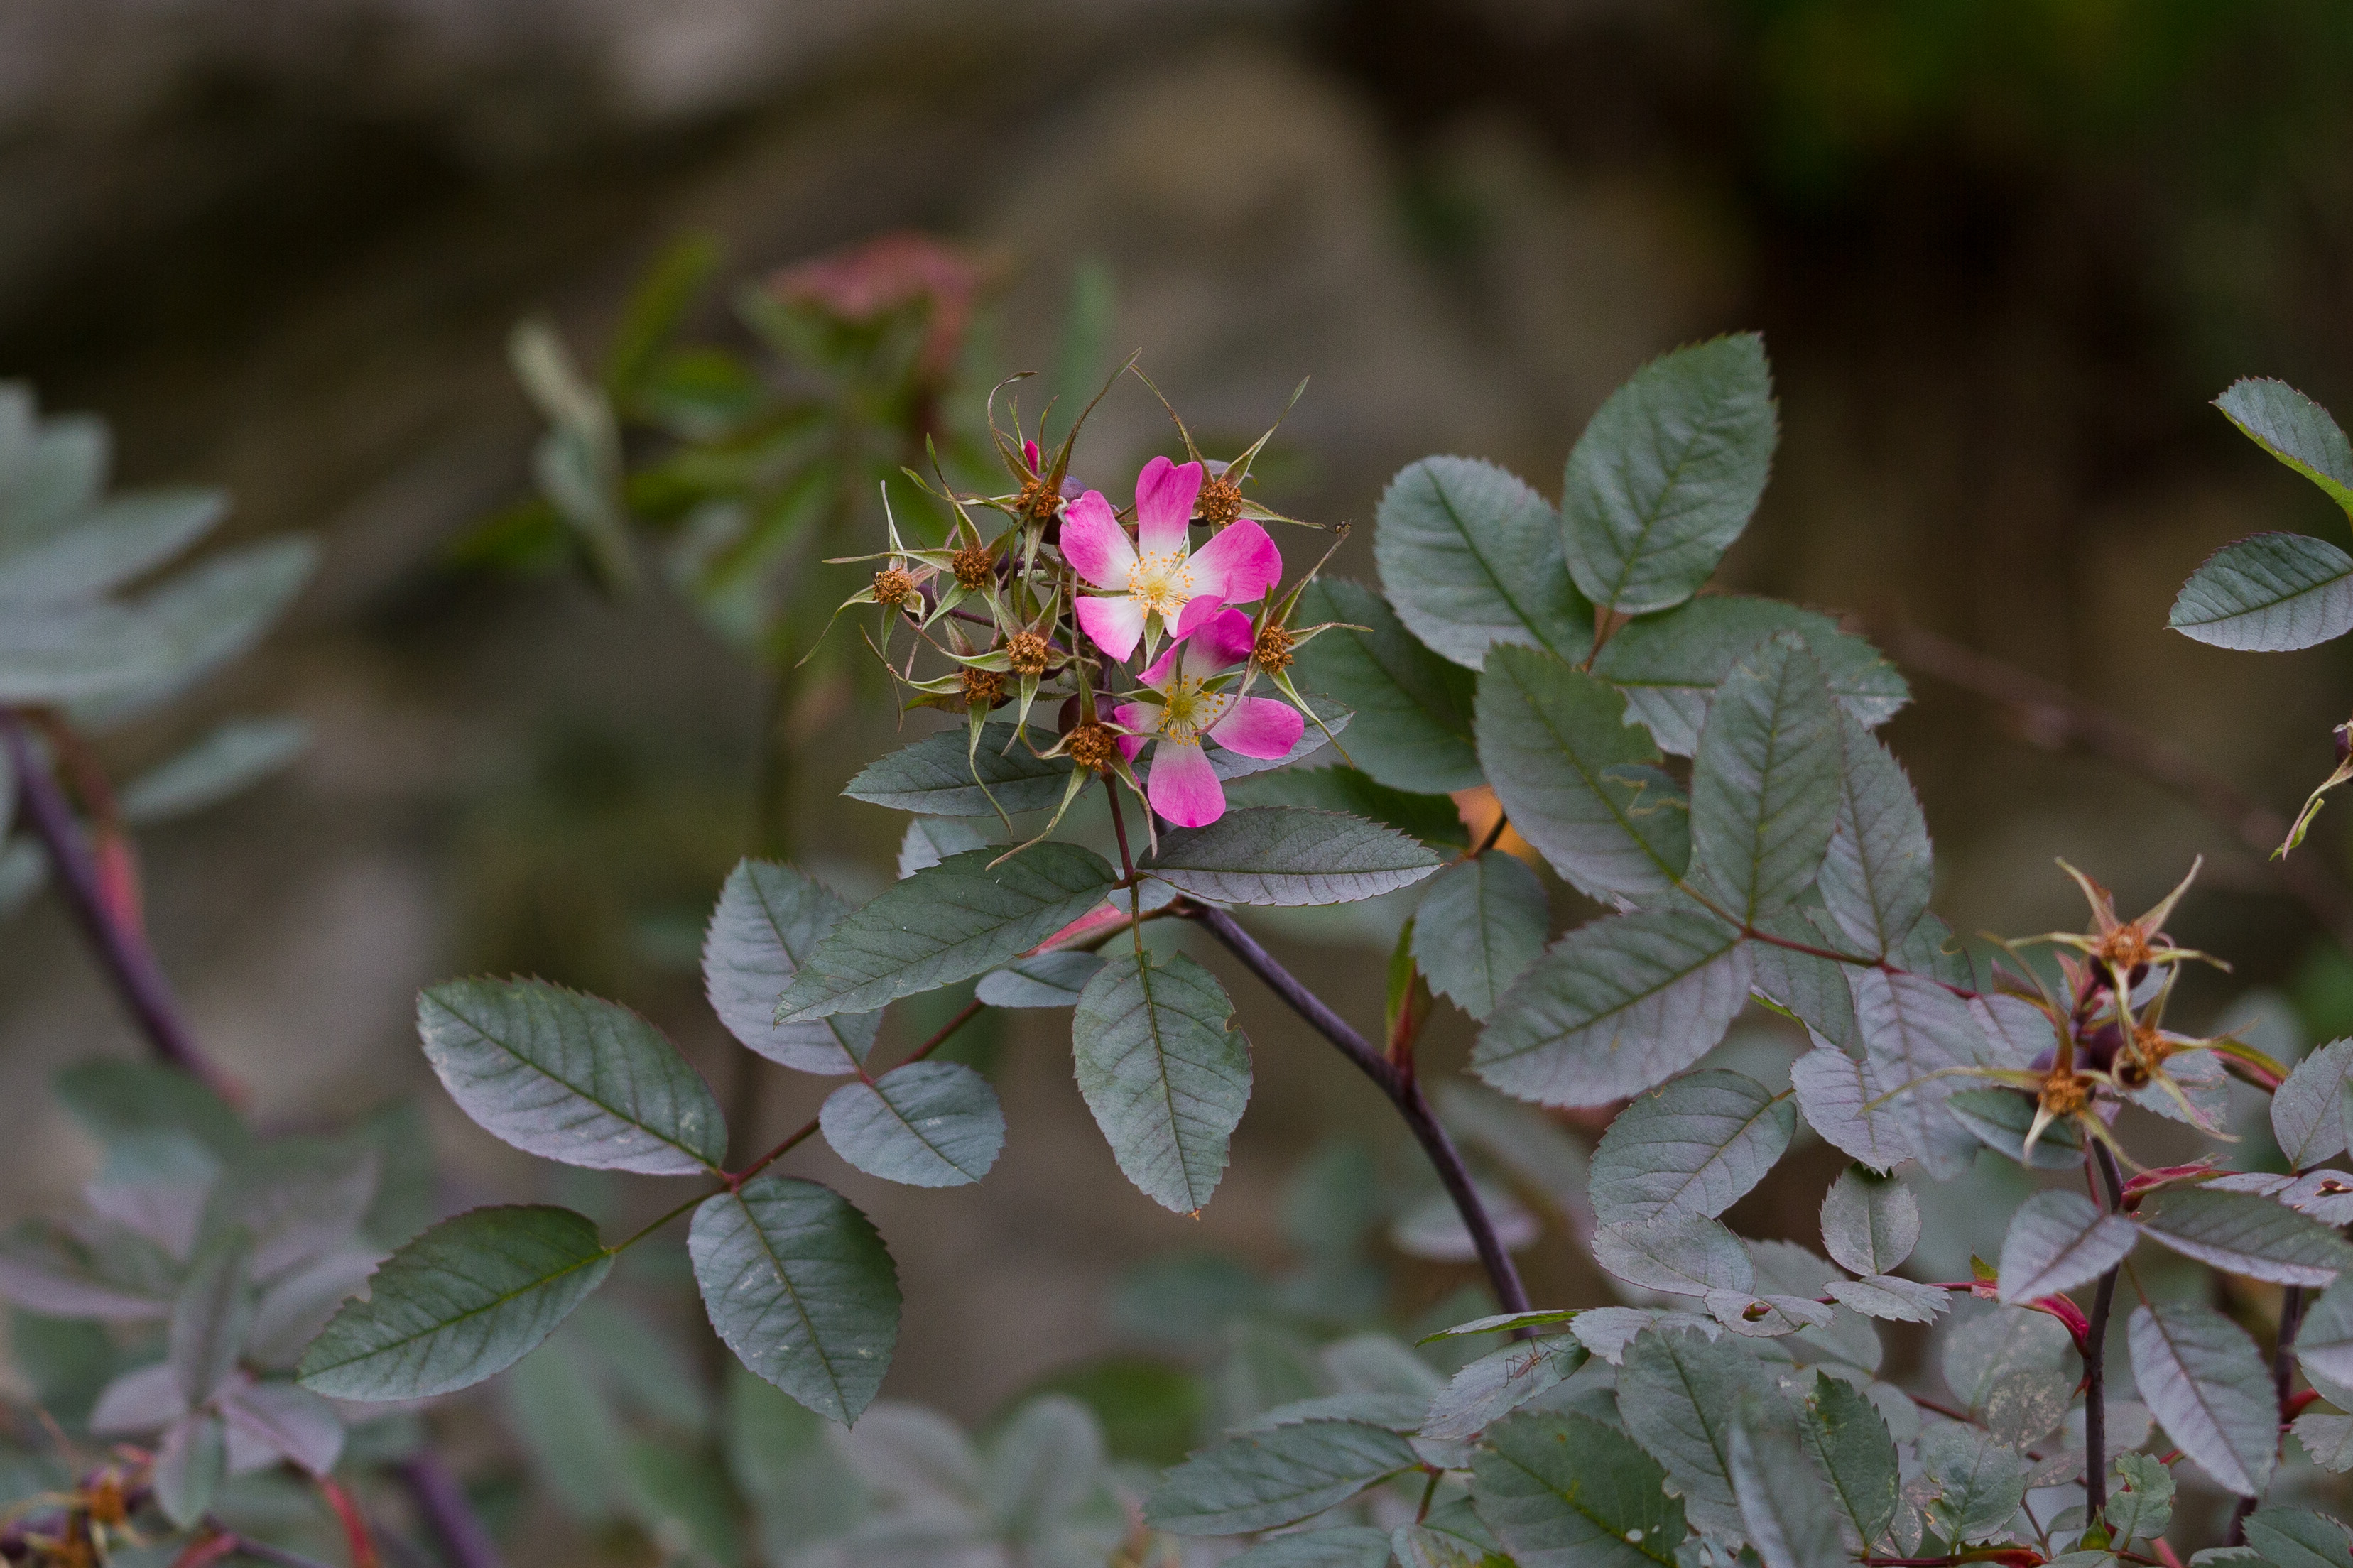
[1374,456,1591,669]
[1590,595,1907,756]
[1072,951,1251,1214]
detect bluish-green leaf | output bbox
[1919,1424,2025,1543]
[1411,852,1549,1021]
[1818,714,1933,957]
[419,978,727,1175]
[775,844,1115,1023]
[1996,1189,2136,1304]
[1230,761,1471,850]
[1821,1273,1950,1324]
[1224,1526,1395,1567]
[97,537,318,714]
[2170,533,2353,651]
[2136,1187,2352,1287]
[1374,456,1592,669]
[2298,1274,2353,1390]
[1561,333,1776,616]
[2243,1506,2353,1568]
[1474,643,1690,900]
[1819,1165,1919,1277]
[1590,1070,1793,1226]
[117,717,308,825]
[1290,578,1482,793]
[2107,1451,2175,1548]
[1474,909,1751,1109]
[2275,1039,2353,1170]
[1073,952,1251,1214]
[1730,1413,1843,1568]
[153,1410,224,1528]
[1615,1325,1780,1541]
[844,723,1075,815]
[688,1175,901,1425]
[54,1060,246,1164]
[299,1205,612,1400]
[703,859,879,1074]
[1688,631,1840,923]
[2130,1300,2275,1497]
[1850,969,1994,1180]
[1946,1087,2085,1170]
[169,1231,253,1405]
[1590,596,1906,755]
[977,950,1104,1008]
[1592,1218,1754,1300]
[2217,377,2353,516]
[1144,807,1441,906]
[1145,1420,1422,1535]
[1420,1334,1589,1440]
[819,1061,1005,1187]
[1798,1371,1896,1550]
[1472,1410,1685,1568]
[0,489,227,602]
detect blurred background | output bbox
[9,0,2353,1556]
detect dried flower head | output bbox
[1067,720,1118,773]
[960,668,1004,710]
[85,1471,128,1530]
[2039,1068,2090,1118]
[873,567,917,609]
[1254,622,1295,673]
[1198,473,1246,528]
[1005,631,1051,677]
[1016,474,1060,521]
[952,545,995,590]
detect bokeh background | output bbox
[9,0,2353,1554]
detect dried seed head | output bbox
[1198,473,1246,528]
[1067,720,1118,773]
[1016,474,1060,521]
[2040,1069,2090,1117]
[873,567,917,608]
[952,544,995,589]
[1006,631,1052,677]
[1254,622,1295,673]
[85,1473,127,1530]
[960,668,1004,710]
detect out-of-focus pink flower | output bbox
[766,232,983,382]
[1115,607,1303,827]
[1062,456,1281,661]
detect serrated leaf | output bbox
[1996,1190,2136,1303]
[1751,936,1857,1049]
[1072,951,1251,1214]
[1730,1413,1843,1568]
[775,844,1115,1022]
[299,1205,612,1400]
[2294,1411,2353,1474]
[220,1381,343,1476]
[1411,852,1550,1021]
[2217,377,2353,516]
[2243,1508,2353,1568]
[169,1231,254,1405]
[1688,631,1840,923]
[1789,1044,1910,1172]
[1919,1424,2026,1543]
[844,722,1075,815]
[2298,1275,2353,1389]
[1595,1219,1754,1300]
[1373,456,1591,669]
[1617,1325,1780,1541]
[2170,533,2353,652]
[1420,1334,1589,1440]
[2107,1451,2175,1548]
[1849,969,1993,1180]
[897,814,989,877]
[2136,1187,2352,1286]
[820,1061,1005,1188]
[2275,1039,2353,1169]
[1224,1526,1396,1567]
[689,1175,900,1425]
[1472,1410,1685,1568]
[1290,578,1482,793]
[1474,910,1750,1109]
[1231,763,1471,850]
[54,1059,245,1164]
[976,949,1104,1008]
[88,537,317,716]
[0,489,227,602]
[0,1221,176,1320]
[1800,1371,1898,1550]
[153,1410,225,1527]
[1817,714,1933,957]
[419,979,726,1175]
[1822,1275,1950,1324]
[1941,1304,2074,1447]
[703,859,879,1074]
[1474,643,1691,900]
[2130,1300,2276,1497]
[200,1135,380,1280]
[1143,807,1441,905]
[1946,1087,2086,1170]
[1422,1308,1585,1343]
[1562,334,1776,616]
[117,717,308,824]
[1144,1420,1421,1535]
[1590,1070,1793,1226]
[1820,1165,1920,1277]
[1590,596,1907,756]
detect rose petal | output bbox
[1145,737,1224,827]
[1179,606,1256,673]
[1207,695,1305,761]
[1134,455,1203,555]
[1076,594,1148,662]
[1113,701,1159,762]
[1185,518,1281,604]
[1173,594,1227,640]
[1058,491,1136,587]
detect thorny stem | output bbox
[2084,1141,2126,1522]
[1183,900,1533,1319]
[2227,1281,2308,1546]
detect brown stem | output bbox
[2085,1141,2126,1520]
[2228,1281,2308,1546]
[389,1455,501,1568]
[1183,901,1532,1317]
[1885,621,2353,952]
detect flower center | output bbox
[1156,677,1233,743]
[1126,550,1195,615]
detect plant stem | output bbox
[389,1456,502,1568]
[1183,901,1532,1317]
[2227,1280,2308,1545]
[1,711,233,1098]
[2084,1140,2126,1520]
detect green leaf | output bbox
[1798,1371,1897,1550]
[1143,807,1442,905]
[0,489,227,603]
[688,1175,901,1425]
[1472,1410,1685,1568]
[100,537,320,713]
[1589,596,1907,756]
[725,1364,861,1555]
[1411,853,1549,1022]
[0,601,167,703]
[2106,1452,2175,1549]
[1230,761,1471,850]
[168,1231,254,1405]
[982,1393,1110,1547]
[54,1060,246,1165]
[0,1221,175,1320]
[1817,714,1933,957]
[977,950,1105,1008]
[2294,1410,2353,1474]
[603,234,722,401]
[624,1435,743,1566]
[1729,1413,1843,1568]
[419,979,727,1175]
[1947,1086,2085,1171]
[2298,1275,2353,1390]
[2274,1039,2353,1170]
[1072,951,1252,1214]
[1592,1219,1753,1299]
[153,1410,225,1528]
[1143,1420,1422,1535]
[2242,1507,2353,1568]
[1373,456,1592,669]
[1822,1273,1950,1324]
[1561,333,1777,616]
[1996,1189,2137,1303]
[2217,377,2353,516]
[1850,969,1994,1180]
[1473,909,1751,1109]
[1615,1325,1780,1540]
[1919,1424,2026,1543]
[1819,1165,1919,1277]
[1688,631,1840,923]
[775,844,1115,1022]
[1224,1526,1396,1567]
[1291,579,1483,793]
[844,723,1075,816]
[1474,643,1690,900]
[2129,1300,2276,1497]
[1420,1334,1588,1440]
[219,1381,343,1476]
[501,1336,627,1523]
[2136,1187,2352,1287]
[1420,1308,1585,1343]
[2170,533,2353,651]
[0,407,108,551]
[819,1061,1006,1187]
[116,717,308,824]
[1942,1303,2076,1447]
[299,1205,612,1400]
[702,859,879,1074]
[1589,1070,1793,1227]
